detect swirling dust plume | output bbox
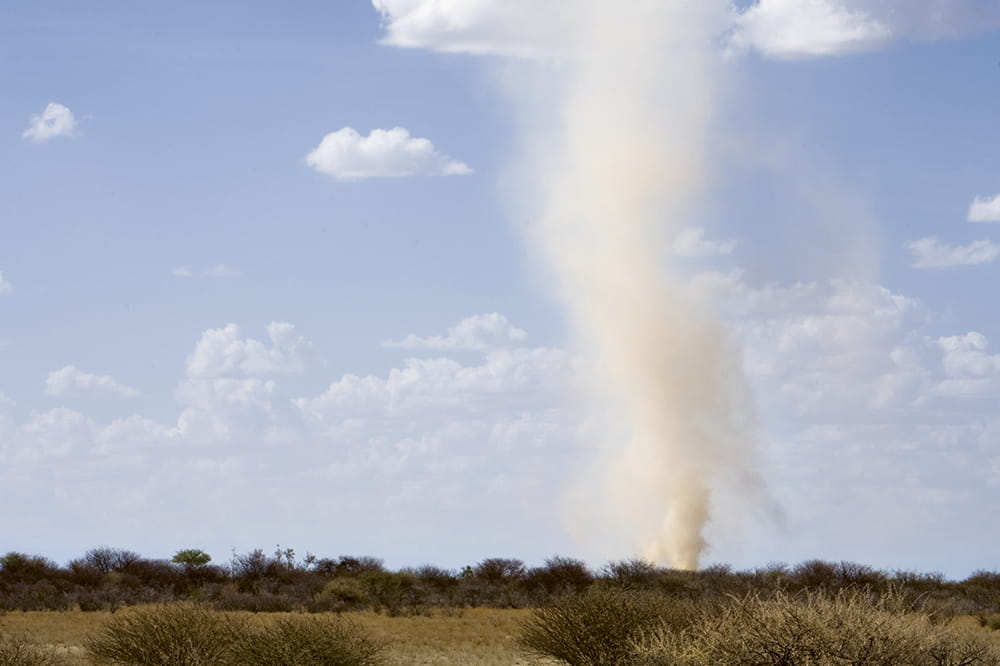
[511,1,767,570]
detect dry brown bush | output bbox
[85,602,384,666]
[84,602,244,665]
[632,589,1000,666]
[518,586,697,666]
[0,633,68,666]
[229,614,385,666]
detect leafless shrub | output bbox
[85,602,244,665]
[333,557,385,577]
[211,587,300,613]
[0,633,68,666]
[229,614,384,666]
[632,589,1000,666]
[518,587,696,666]
[602,559,661,589]
[474,558,526,584]
[526,557,593,596]
[0,583,72,612]
[413,565,458,590]
[83,548,142,575]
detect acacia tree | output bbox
[172,549,212,568]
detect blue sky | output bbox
[3,0,1000,577]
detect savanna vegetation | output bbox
[2,547,1000,664]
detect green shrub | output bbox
[518,587,696,666]
[85,602,244,665]
[0,633,68,666]
[230,615,384,666]
[316,578,367,611]
[360,571,423,617]
[633,589,1000,666]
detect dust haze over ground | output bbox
[507,1,772,569]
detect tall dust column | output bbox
[517,1,761,569]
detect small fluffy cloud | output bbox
[671,228,738,257]
[384,313,528,351]
[968,194,1000,223]
[906,237,1000,269]
[172,265,242,278]
[306,127,472,181]
[0,272,11,294]
[45,366,140,398]
[22,102,77,142]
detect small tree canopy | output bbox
[172,549,212,567]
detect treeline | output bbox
[2,547,999,616]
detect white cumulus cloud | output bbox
[373,1,1000,61]
[728,0,892,58]
[175,323,317,445]
[383,313,528,351]
[184,322,315,380]
[968,193,1000,223]
[906,237,1000,269]
[0,272,11,294]
[45,366,141,398]
[5,301,1000,571]
[17,408,94,459]
[372,0,579,57]
[22,102,77,142]
[306,127,472,181]
[729,0,1000,59]
[172,264,242,278]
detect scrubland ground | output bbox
[0,608,558,665]
[4,605,1000,665]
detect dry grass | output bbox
[0,632,71,666]
[349,609,557,665]
[0,608,555,665]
